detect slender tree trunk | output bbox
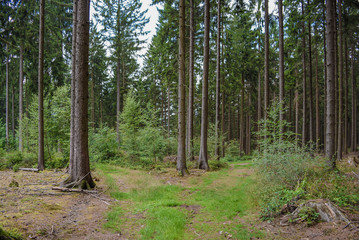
[325,0,336,169]
[351,46,357,152]
[278,0,284,128]
[221,90,225,157]
[307,4,313,142]
[323,8,327,149]
[19,45,24,151]
[295,70,300,139]
[198,0,210,170]
[333,0,338,153]
[12,86,15,138]
[246,91,251,154]
[70,0,78,173]
[315,34,320,150]
[167,83,171,139]
[228,102,232,141]
[6,44,9,148]
[177,0,188,176]
[264,0,269,119]
[187,0,195,161]
[257,70,261,130]
[240,74,245,155]
[38,0,45,171]
[344,37,348,153]
[116,59,121,145]
[337,0,343,160]
[215,0,221,160]
[65,0,95,189]
[301,0,307,146]
[91,71,95,130]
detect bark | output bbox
[177,0,188,176]
[70,0,78,173]
[337,0,343,160]
[307,4,313,142]
[221,89,225,157]
[215,0,221,160]
[198,0,210,170]
[257,71,261,130]
[246,90,251,154]
[278,0,284,128]
[325,0,336,168]
[351,46,357,152]
[187,0,195,161]
[315,35,320,150]
[116,49,121,145]
[295,70,300,139]
[6,44,9,148]
[19,45,24,151]
[264,0,269,119]
[11,86,15,138]
[323,8,327,149]
[240,74,245,155]
[344,37,348,153]
[38,0,45,171]
[301,0,307,146]
[64,0,95,189]
[167,83,171,139]
[91,71,95,130]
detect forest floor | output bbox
[0,158,358,239]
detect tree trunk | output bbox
[337,0,343,160]
[70,0,78,173]
[307,3,313,143]
[344,37,348,154]
[65,0,95,189]
[278,0,284,129]
[38,0,45,171]
[6,44,9,148]
[315,33,320,150]
[295,70,300,139]
[177,0,188,176]
[198,0,210,170]
[167,83,171,139]
[257,70,261,131]
[116,58,121,145]
[91,71,95,130]
[240,74,245,155]
[12,86,15,138]
[19,45,24,151]
[264,0,269,119]
[351,46,357,152]
[221,90,225,157]
[325,0,336,169]
[215,0,221,160]
[301,0,307,146]
[187,0,195,161]
[246,89,251,154]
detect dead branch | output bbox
[19,168,39,172]
[52,186,98,194]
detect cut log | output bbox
[19,168,39,172]
[52,186,98,194]
[291,199,350,223]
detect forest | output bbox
[0,0,359,239]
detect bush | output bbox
[89,126,119,163]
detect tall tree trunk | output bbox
[5,44,9,148]
[264,0,269,119]
[295,70,300,139]
[167,83,171,139]
[246,91,251,155]
[301,0,307,146]
[351,46,357,152]
[278,0,284,128]
[198,0,210,170]
[91,71,95,130]
[325,0,336,169]
[307,3,313,142]
[116,59,121,145]
[12,86,15,138]
[177,0,188,176]
[323,8,327,149]
[337,0,343,160]
[65,0,95,189]
[70,0,78,173]
[257,70,261,130]
[240,74,245,155]
[221,90,225,157]
[19,45,24,151]
[215,0,221,160]
[187,0,195,161]
[344,37,348,153]
[38,0,45,171]
[315,34,320,150]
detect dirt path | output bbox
[0,170,118,240]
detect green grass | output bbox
[96,161,264,239]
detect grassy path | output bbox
[96,161,265,239]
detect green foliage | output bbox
[297,206,319,226]
[89,126,119,163]
[0,226,22,240]
[208,160,230,171]
[254,102,322,218]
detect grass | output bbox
[96,160,265,239]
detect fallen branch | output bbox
[19,168,39,172]
[52,186,98,194]
[352,171,359,180]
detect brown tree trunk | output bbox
[301,0,307,146]
[70,0,78,173]
[278,0,284,128]
[65,0,95,189]
[337,0,343,160]
[295,70,300,139]
[325,0,336,169]
[264,0,269,119]
[198,0,210,170]
[351,46,357,152]
[315,34,320,150]
[19,45,24,151]
[177,0,188,176]
[215,0,221,160]
[6,44,9,148]
[187,0,195,161]
[221,90,225,157]
[344,37,348,153]
[12,86,15,138]
[240,74,245,155]
[167,83,171,139]
[307,3,313,142]
[91,71,95,130]
[257,70,261,130]
[116,58,121,145]
[38,0,45,171]
[246,89,251,154]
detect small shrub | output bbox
[298,206,319,226]
[209,160,229,171]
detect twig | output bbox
[89,193,110,205]
[19,168,39,172]
[352,171,359,180]
[52,186,98,194]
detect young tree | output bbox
[65,0,95,189]
[38,0,45,170]
[198,0,210,170]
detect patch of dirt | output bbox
[0,170,119,240]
